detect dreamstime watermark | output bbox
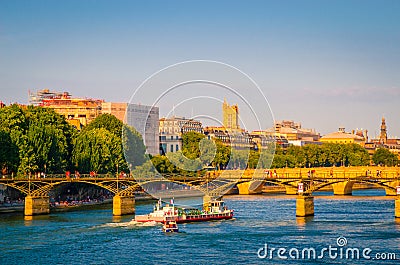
[257,236,398,261]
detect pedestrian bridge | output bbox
[0,166,399,218]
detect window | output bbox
[176,145,179,151]
[170,145,174,152]
[171,136,173,140]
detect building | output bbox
[250,120,320,148]
[29,89,69,106]
[159,116,203,154]
[368,117,400,159]
[125,103,159,156]
[273,120,320,142]
[250,130,289,149]
[379,117,388,144]
[204,127,255,150]
[222,98,240,131]
[30,89,103,129]
[320,127,365,145]
[101,102,128,122]
[200,99,256,150]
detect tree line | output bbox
[0,105,145,177]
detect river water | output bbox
[0,190,399,265]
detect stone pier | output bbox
[395,197,400,218]
[24,196,50,216]
[113,195,135,216]
[296,195,314,217]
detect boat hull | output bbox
[135,211,234,224]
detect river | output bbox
[0,190,399,264]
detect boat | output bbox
[162,220,179,233]
[135,198,234,223]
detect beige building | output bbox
[222,98,240,131]
[273,120,320,142]
[101,102,128,122]
[369,117,400,159]
[320,127,365,145]
[159,116,203,154]
[29,89,103,129]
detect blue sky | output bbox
[0,0,399,136]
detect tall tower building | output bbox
[380,117,388,144]
[222,98,240,131]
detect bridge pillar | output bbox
[24,195,50,216]
[296,195,314,217]
[395,197,400,218]
[332,181,355,195]
[385,181,400,196]
[113,195,135,216]
[203,195,212,212]
[237,181,264,195]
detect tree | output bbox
[151,155,177,173]
[76,114,146,174]
[0,130,19,174]
[212,139,230,170]
[0,105,74,176]
[19,106,73,175]
[83,113,123,137]
[181,132,205,160]
[346,144,370,166]
[72,128,128,174]
[247,150,261,169]
[373,148,398,166]
[122,125,146,169]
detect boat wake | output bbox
[94,220,159,229]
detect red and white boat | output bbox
[135,198,234,223]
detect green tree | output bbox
[122,125,146,169]
[247,150,260,169]
[19,106,73,174]
[151,155,177,173]
[0,130,19,174]
[75,114,146,174]
[83,113,123,137]
[212,139,230,170]
[181,132,205,160]
[373,148,398,166]
[73,128,128,174]
[0,105,74,176]
[346,144,370,166]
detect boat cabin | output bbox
[204,200,226,213]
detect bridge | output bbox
[232,166,400,218]
[0,166,399,218]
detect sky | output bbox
[0,0,399,137]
